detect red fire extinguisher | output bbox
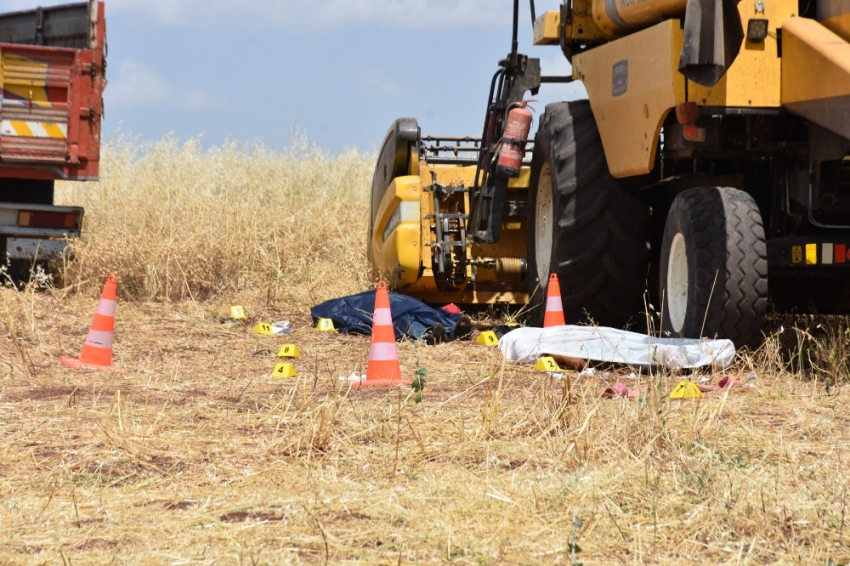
[497,100,536,178]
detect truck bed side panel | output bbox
[0,1,104,181]
[0,47,74,165]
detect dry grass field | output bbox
[0,136,848,564]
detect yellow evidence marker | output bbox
[272,362,297,378]
[669,381,703,399]
[229,305,247,320]
[533,356,561,372]
[476,331,500,346]
[316,318,337,332]
[277,344,301,358]
[253,322,274,335]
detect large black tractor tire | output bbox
[659,187,768,348]
[527,101,651,328]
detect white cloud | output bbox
[106,0,513,29]
[106,59,221,111]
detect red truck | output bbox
[0,1,105,275]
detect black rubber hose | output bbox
[512,0,519,62]
[471,68,505,233]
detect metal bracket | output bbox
[470,55,541,244]
[427,172,469,290]
[559,0,573,61]
[33,7,44,46]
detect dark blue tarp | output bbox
[310,290,462,341]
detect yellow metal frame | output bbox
[369,175,422,287]
[782,16,850,140]
[572,20,684,178]
[687,0,794,107]
[821,12,850,41]
[370,160,531,305]
[536,0,796,179]
[533,3,617,44]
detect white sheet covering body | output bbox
[499,326,736,370]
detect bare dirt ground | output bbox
[1,286,849,565]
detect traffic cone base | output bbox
[353,377,411,387]
[543,273,566,327]
[59,356,124,371]
[60,274,123,371]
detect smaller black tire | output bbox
[659,187,767,348]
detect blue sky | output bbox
[8,0,586,153]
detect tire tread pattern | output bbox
[661,187,768,348]
[528,101,650,328]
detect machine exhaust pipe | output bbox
[678,0,744,87]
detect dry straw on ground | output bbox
[0,137,848,564]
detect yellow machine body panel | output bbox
[687,0,796,107]
[533,10,561,44]
[571,20,685,178]
[370,160,530,305]
[571,0,801,178]
[369,175,422,287]
[821,11,850,41]
[533,3,617,45]
[782,16,850,140]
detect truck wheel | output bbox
[527,100,650,328]
[659,187,767,348]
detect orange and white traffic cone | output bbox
[60,274,122,370]
[543,273,566,327]
[355,281,411,387]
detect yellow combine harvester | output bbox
[369,0,850,348]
